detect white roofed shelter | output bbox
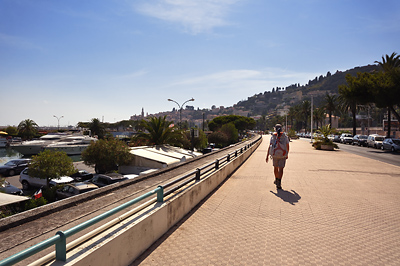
[119,145,202,175]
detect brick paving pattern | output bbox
[134,135,400,265]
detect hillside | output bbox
[233,64,380,116]
[148,64,381,126]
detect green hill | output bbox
[234,64,380,116]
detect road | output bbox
[299,138,400,167]
[336,142,400,167]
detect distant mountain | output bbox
[233,64,380,116]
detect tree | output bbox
[89,118,106,139]
[134,116,184,146]
[301,101,311,131]
[313,107,326,129]
[207,131,229,148]
[288,105,303,131]
[184,129,208,151]
[82,138,133,174]
[208,115,255,132]
[5,126,18,136]
[220,122,239,144]
[324,93,338,126]
[28,150,77,187]
[256,115,267,131]
[374,52,400,136]
[375,52,400,72]
[18,119,38,140]
[338,74,369,135]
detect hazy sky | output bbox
[1,0,399,127]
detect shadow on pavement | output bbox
[270,189,301,205]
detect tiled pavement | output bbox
[133,135,400,265]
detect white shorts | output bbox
[273,158,286,168]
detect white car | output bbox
[367,134,385,149]
[340,133,353,144]
[19,168,74,190]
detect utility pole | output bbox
[310,96,313,143]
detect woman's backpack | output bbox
[269,133,287,159]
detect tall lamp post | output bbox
[53,115,64,131]
[167,98,195,129]
[310,95,313,143]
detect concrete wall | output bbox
[64,138,261,266]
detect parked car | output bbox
[381,138,400,152]
[367,134,385,149]
[90,173,128,187]
[0,159,31,177]
[70,170,93,182]
[55,182,99,200]
[0,179,23,195]
[331,135,340,143]
[352,135,368,146]
[340,133,353,144]
[19,168,74,190]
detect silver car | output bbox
[55,182,99,200]
[381,138,400,152]
[19,168,74,190]
[340,133,353,144]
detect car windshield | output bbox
[4,161,17,166]
[360,136,367,139]
[393,140,400,145]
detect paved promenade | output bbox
[133,135,400,265]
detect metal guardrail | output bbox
[0,136,261,266]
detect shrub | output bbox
[208,131,229,148]
[313,124,339,150]
[82,138,134,173]
[24,197,47,211]
[29,150,77,187]
[287,129,298,139]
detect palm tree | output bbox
[324,93,338,126]
[375,52,400,72]
[135,116,183,146]
[89,118,105,139]
[313,107,326,129]
[374,52,400,137]
[338,85,363,136]
[18,119,38,140]
[301,100,311,131]
[288,104,303,131]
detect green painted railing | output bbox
[0,186,164,266]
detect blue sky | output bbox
[1,0,399,127]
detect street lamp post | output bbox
[53,115,64,131]
[167,98,195,129]
[310,96,313,143]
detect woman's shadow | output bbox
[270,189,301,205]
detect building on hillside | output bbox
[130,108,146,120]
[232,109,250,117]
